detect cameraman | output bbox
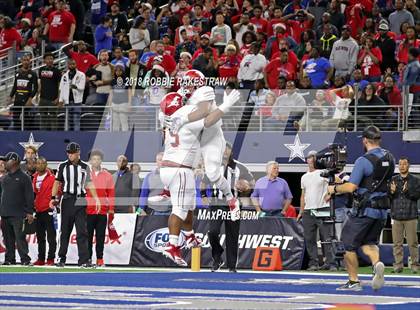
[327,126,395,291]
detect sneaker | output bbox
[79,262,96,269]
[55,260,65,268]
[148,189,171,204]
[229,268,237,273]
[162,243,187,267]
[96,259,105,267]
[21,261,33,267]
[211,257,224,272]
[336,281,362,291]
[329,265,339,272]
[33,260,45,266]
[183,233,203,249]
[372,261,385,290]
[2,261,16,266]
[307,265,319,271]
[391,267,403,273]
[46,259,55,266]
[228,198,240,221]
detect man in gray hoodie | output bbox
[329,25,359,79]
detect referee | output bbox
[206,142,255,272]
[50,142,101,268]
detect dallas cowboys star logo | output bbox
[284,134,310,162]
[19,132,44,154]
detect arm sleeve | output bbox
[55,163,64,182]
[138,174,150,210]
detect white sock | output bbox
[169,235,179,246]
[214,177,233,200]
[184,230,194,237]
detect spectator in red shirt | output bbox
[63,41,99,73]
[43,0,76,49]
[267,6,283,37]
[32,157,57,266]
[146,40,177,74]
[264,49,296,89]
[218,44,242,81]
[192,34,218,62]
[282,9,315,44]
[270,38,299,69]
[176,0,192,23]
[357,36,383,82]
[397,26,420,64]
[0,16,22,55]
[250,5,268,33]
[162,33,175,58]
[86,149,115,267]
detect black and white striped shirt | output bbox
[55,160,91,196]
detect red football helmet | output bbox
[179,69,206,96]
[160,92,184,116]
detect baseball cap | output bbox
[378,23,389,31]
[4,152,20,162]
[306,150,317,158]
[342,25,351,31]
[162,33,170,38]
[360,125,381,140]
[66,142,81,153]
[201,34,210,40]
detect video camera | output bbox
[314,144,347,178]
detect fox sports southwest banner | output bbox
[129,215,305,269]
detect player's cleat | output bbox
[336,281,362,291]
[46,259,55,266]
[33,260,45,266]
[372,261,385,290]
[148,189,171,204]
[183,233,203,249]
[162,243,187,267]
[55,260,65,268]
[21,261,33,267]
[96,259,105,267]
[228,198,241,221]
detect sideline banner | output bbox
[130,216,305,269]
[0,214,137,264]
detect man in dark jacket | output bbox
[113,155,139,213]
[389,156,420,273]
[0,152,34,265]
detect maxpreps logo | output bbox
[145,228,186,253]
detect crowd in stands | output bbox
[1,0,420,131]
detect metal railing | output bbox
[0,104,411,132]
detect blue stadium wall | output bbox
[1,131,420,165]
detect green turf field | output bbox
[0,266,418,275]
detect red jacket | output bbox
[32,170,56,213]
[86,168,115,215]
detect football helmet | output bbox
[179,69,206,96]
[160,92,184,116]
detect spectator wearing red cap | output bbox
[211,11,232,55]
[43,0,76,49]
[397,26,420,64]
[264,49,296,90]
[32,157,57,266]
[357,36,383,82]
[86,150,115,267]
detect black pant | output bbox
[35,211,57,261]
[58,196,89,265]
[1,216,31,263]
[87,214,107,260]
[12,105,32,130]
[302,211,336,267]
[207,205,240,269]
[39,98,57,130]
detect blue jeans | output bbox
[68,104,81,131]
